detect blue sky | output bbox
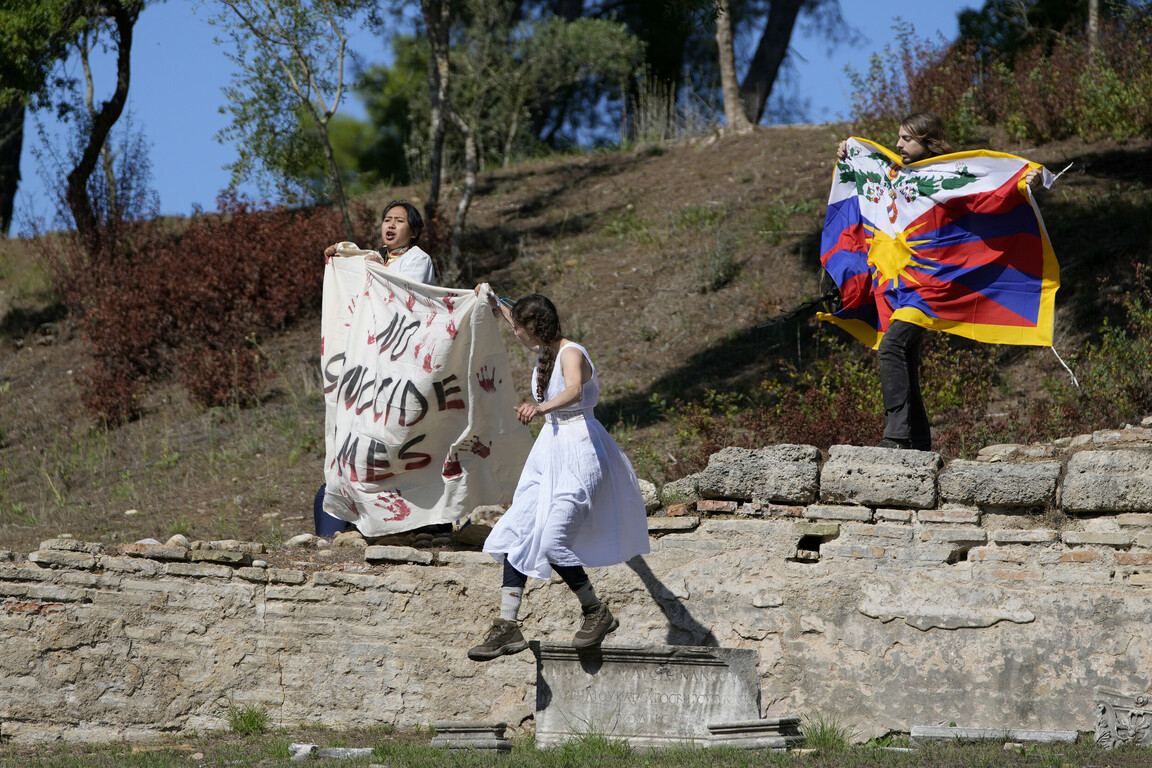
[13,0,976,229]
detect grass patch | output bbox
[226,698,271,736]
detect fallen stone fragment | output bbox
[909,726,1077,745]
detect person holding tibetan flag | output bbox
[822,111,1057,451]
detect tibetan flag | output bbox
[818,137,1059,349]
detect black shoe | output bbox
[878,437,911,449]
[467,619,528,661]
[572,602,619,649]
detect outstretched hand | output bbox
[514,402,540,424]
[836,140,848,160]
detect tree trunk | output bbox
[65,0,141,257]
[1087,0,1099,55]
[0,102,24,238]
[716,0,753,135]
[421,0,451,228]
[80,27,121,240]
[738,0,804,125]
[318,122,354,239]
[446,108,476,286]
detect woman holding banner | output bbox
[323,199,435,284]
[466,289,650,661]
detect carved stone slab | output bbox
[532,643,760,749]
[1095,688,1152,748]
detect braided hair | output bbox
[511,294,562,403]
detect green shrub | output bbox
[41,194,373,424]
[226,698,271,736]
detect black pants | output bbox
[877,320,931,450]
[502,559,589,592]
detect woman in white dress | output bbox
[323,200,436,284]
[467,291,650,661]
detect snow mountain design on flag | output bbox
[818,137,1060,349]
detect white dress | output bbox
[483,342,650,579]
[387,244,436,284]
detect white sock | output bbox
[499,587,522,621]
[572,580,599,610]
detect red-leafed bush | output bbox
[43,193,374,423]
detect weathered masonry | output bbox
[2,426,1151,745]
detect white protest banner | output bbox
[320,254,533,535]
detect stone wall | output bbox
[3,424,1152,745]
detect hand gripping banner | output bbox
[818,138,1060,349]
[321,254,533,536]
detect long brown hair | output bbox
[511,294,562,402]
[900,111,953,157]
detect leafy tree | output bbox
[415,0,641,281]
[209,0,374,239]
[0,0,84,236]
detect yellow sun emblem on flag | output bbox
[864,223,938,291]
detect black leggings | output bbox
[502,559,589,592]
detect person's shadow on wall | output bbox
[627,555,718,647]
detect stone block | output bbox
[968,548,1024,564]
[803,505,873,522]
[190,550,253,566]
[912,544,964,564]
[845,524,913,542]
[693,445,821,505]
[1139,533,1152,549]
[235,567,268,583]
[792,522,840,538]
[1130,573,1152,586]
[707,718,803,751]
[200,539,266,554]
[1057,551,1104,563]
[660,476,701,505]
[532,643,760,749]
[38,539,105,555]
[1095,688,1152,748]
[876,508,912,523]
[1062,531,1131,548]
[98,556,162,575]
[939,460,1061,507]
[1115,553,1152,566]
[267,569,308,585]
[993,529,1057,545]
[763,504,806,518]
[664,502,695,517]
[919,527,988,545]
[1062,450,1152,513]
[363,546,434,565]
[430,722,511,752]
[313,571,387,589]
[694,520,773,538]
[648,516,700,533]
[697,499,738,513]
[164,562,234,579]
[27,550,97,570]
[827,545,886,560]
[1117,514,1152,528]
[120,543,189,562]
[820,445,940,508]
[917,506,980,525]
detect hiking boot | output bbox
[572,602,619,649]
[467,619,528,661]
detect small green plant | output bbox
[801,712,855,753]
[226,697,271,736]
